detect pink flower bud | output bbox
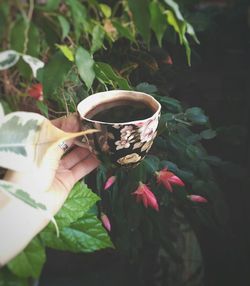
[187,195,208,203]
[156,168,185,192]
[132,182,159,211]
[101,212,111,231]
[166,55,173,65]
[104,176,116,190]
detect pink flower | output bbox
[27,83,43,101]
[187,195,208,203]
[165,55,173,65]
[101,212,111,231]
[132,182,159,211]
[104,176,116,190]
[156,168,185,192]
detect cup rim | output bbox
[77,90,161,125]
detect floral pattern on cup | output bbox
[115,125,135,150]
[117,153,142,165]
[114,114,158,149]
[112,113,159,166]
[138,118,159,143]
[80,113,159,167]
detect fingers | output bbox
[53,114,82,153]
[70,154,99,183]
[59,147,92,170]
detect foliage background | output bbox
[0,0,249,285]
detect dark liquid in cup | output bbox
[88,102,154,123]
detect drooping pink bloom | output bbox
[156,168,185,192]
[104,176,116,190]
[101,212,111,231]
[27,83,43,101]
[165,55,173,65]
[187,195,208,203]
[132,182,159,211]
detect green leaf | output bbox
[94,62,131,90]
[200,129,216,139]
[41,213,114,252]
[0,100,12,115]
[143,155,160,173]
[0,268,28,286]
[42,52,72,96]
[56,44,74,62]
[178,21,192,66]
[197,161,213,179]
[36,14,60,47]
[160,112,174,123]
[99,3,112,18]
[186,145,205,160]
[186,22,200,44]
[163,0,184,21]
[160,160,179,172]
[0,180,47,210]
[36,101,49,118]
[66,0,89,41]
[96,164,107,192]
[182,30,191,66]
[128,0,151,46]
[202,155,222,166]
[75,47,95,90]
[150,1,167,47]
[45,0,61,11]
[0,50,20,70]
[155,95,182,112]
[186,134,202,144]
[0,2,9,43]
[54,182,100,228]
[10,18,40,78]
[0,115,39,156]
[7,237,46,278]
[57,15,70,40]
[136,82,158,94]
[112,20,135,42]
[10,19,40,56]
[165,9,194,65]
[185,107,208,125]
[165,10,181,42]
[91,25,105,54]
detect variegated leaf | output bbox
[0,180,49,266]
[0,112,97,172]
[0,50,20,70]
[22,55,45,78]
[0,180,46,211]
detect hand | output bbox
[5,114,99,211]
[51,114,99,194]
[0,114,99,265]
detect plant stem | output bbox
[23,0,34,55]
[174,118,192,126]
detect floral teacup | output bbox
[77,90,161,167]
